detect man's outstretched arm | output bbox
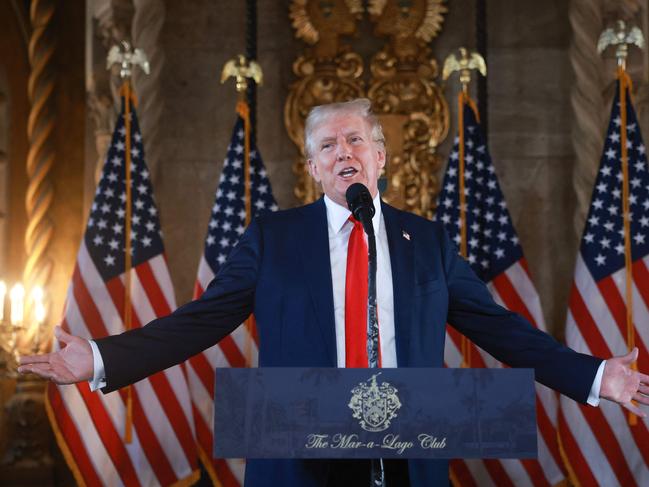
[436,223,649,416]
[18,218,263,390]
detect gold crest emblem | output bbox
[348,373,402,432]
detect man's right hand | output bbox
[18,326,93,384]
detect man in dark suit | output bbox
[20,99,648,486]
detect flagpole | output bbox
[221,55,263,367]
[107,41,150,443]
[457,91,470,367]
[237,98,255,366]
[597,20,643,426]
[617,66,638,427]
[443,48,487,368]
[122,79,135,443]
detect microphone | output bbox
[346,182,382,485]
[345,183,375,236]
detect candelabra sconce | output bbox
[0,281,47,376]
[0,280,54,486]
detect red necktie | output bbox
[345,216,368,367]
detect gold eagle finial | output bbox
[597,20,644,69]
[220,55,263,94]
[442,47,486,93]
[107,41,150,79]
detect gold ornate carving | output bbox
[367,0,449,218]
[286,0,365,203]
[369,0,446,59]
[1,377,53,469]
[289,0,362,58]
[286,0,449,216]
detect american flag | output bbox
[558,76,649,486]
[46,95,198,486]
[187,114,277,486]
[437,99,566,487]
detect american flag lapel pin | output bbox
[402,230,410,241]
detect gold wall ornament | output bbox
[286,0,365,203]
[290,0,363,57]
[369,0,447,59]
[366,0,449,218]
[286,0,449,212]
[1,377,53,471]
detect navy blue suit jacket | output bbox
[96,198,602,486]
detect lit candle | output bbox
[10,283,24,326]
[0,281,6,322]
[32,286,46,352]
[32,287,45,322]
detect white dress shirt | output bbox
[324,194,396,367]
[91,195,605,403]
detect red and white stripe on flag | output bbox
[445,259,566,487]
[46,93,199,486]
[46,244,199,487]
[185,112,276,486]
[558,75,649,486]
[558,255,649,486]
[438,97,566,486]
[186,256,257,487]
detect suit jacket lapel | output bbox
[382,202,414,366]
[296,198,337,366]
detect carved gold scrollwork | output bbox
[368,0,448,217]
[369,0,446,60]
[286,0,449,215]
[286,0,365,203]
[389,113,440,219]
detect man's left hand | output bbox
[600,347,649,417]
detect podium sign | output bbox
[213,368,537,459]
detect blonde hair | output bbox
[304,98,385,158]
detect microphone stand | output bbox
[346,183,385,487]
[364,223,385,487]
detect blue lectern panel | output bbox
[213,368,537,459]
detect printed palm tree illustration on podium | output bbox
[453,368,495,451]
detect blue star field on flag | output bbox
[205,117,278,273]
[435,103,522,283]
[580,81,649,281]
[86,97,164,281]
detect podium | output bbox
[213,368,537,459]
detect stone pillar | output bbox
[132,0,165,180]
[570,0,648,241]
[569,0,607,242]
[85,0,132,214]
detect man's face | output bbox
[307,113,386,208]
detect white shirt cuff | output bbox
[586,360,606,406]
[88,339,107,391]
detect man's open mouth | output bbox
[338,167,358,179]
